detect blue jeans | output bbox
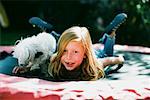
[0,56,18,75]
[95,33,115,58]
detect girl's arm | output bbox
[98,55,124,68]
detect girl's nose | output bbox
[66,52,73,60]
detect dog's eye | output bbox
[35,52,43,58]
[20,64,25,66]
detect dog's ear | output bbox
[35,52,43,58]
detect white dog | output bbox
[12,32,56,76]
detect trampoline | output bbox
[0,45,150,100]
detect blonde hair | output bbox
[48,26,104,81]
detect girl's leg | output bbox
[103,33,115,56]
[29,17,60,40]
[94,33,115,58]
[95,13,127,58]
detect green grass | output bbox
[0,29,35,46]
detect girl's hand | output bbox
[12,66,30,74]
[117,55,125,64]
[99,55,125,68]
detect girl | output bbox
[48,26,124,81]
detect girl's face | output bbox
[61,40,85,71]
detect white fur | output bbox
[13,32,56,71]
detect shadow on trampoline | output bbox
[106,51,150,80]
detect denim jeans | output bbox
[95,33,115,58]
[0,56,18,75]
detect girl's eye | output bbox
[64,50,67,52]
[74,51,78,53]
